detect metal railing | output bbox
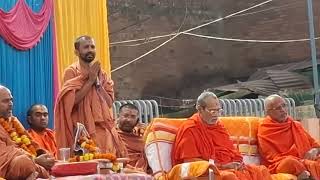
[219,98,296,118]
[113,98,296,123]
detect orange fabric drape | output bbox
[258,116,320,177]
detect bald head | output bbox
[264,94,288,123]
[0,85,10,92]
[0,85,13,119]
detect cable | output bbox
[111,33,180,73]
[232,1,303,18]
[147,95,193,101]
[110,33,175,45]
[176,0,189,33]
[110,38,162,47]
[183,32,320,43]
[110,0,189,48]
[111,0,274,73]
[110,0,188,47]
[109,1,301,46]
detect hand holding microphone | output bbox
[96,76,101,87]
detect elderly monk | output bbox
[55,35,126,156]
[0,85,55,179]
[117,103,148,172]
[27,104,57,158]
[258,94,320,179]
[172,91,272,180]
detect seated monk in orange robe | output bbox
[117,104,149,172]
[27,104,58,158]
[54,35,126,157]
[0,85,55,179]
[258,94,320,179]
[172,91,272,180]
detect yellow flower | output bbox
[80,142,86,148]
[12,136,18,141]
[21,137,28,142]
[84,153,90,161]
[112,163,120,172]
[10,132,17,137]
[15,138,21,144]
[79,156,84,161]
[88,153,94,160]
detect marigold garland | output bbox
[79,136,98,153]
[68,136,117,162]
[0,118,37,157]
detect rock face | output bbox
[108,0,320,100]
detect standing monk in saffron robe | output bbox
[27,104,58,158]
[0,85,55,179]
[172,91,272,180]
[258,94,320,179]
[117,104,148,172]
[54,35,126,157]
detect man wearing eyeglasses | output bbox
[172,91,272,180]
[258,94,320,180]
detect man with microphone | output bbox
[55,35,127,157]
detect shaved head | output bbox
[0,85,13,119]
[0,85,10,93]
[74,35,93,50]
[27,104,49,131]
[74,35,96,63]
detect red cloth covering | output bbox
[51,162,98,177]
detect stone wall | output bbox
[108,0,320,100]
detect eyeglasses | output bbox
[269,103,287,111]
[204,108,223,114]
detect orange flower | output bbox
[75,135,117,162]
[89,146,96,152]
[84,144,90,149]
[0,118,37,156]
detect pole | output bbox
[306,0,319,107]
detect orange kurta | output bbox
[28,128,58,158]
[0,117,49,179]
[258,116,320,178]
[172,113,271,180]
[54,61,126,157]
[118,130,148,171]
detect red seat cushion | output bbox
[51,162,98,177]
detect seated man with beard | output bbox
[172,91,272,180]
[117,104,148,172]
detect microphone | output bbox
[96,77,101,87]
